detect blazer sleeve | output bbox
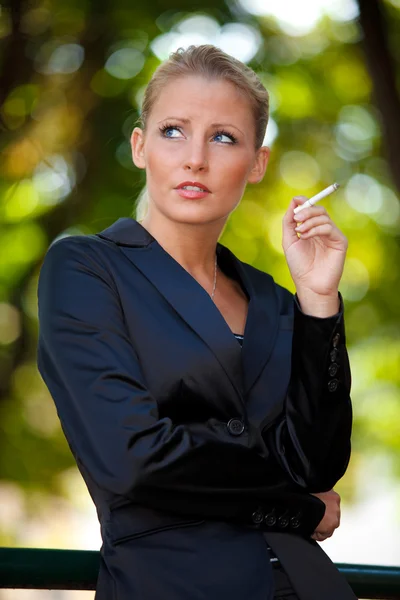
[37,237,277,501]
[264,293,352,493]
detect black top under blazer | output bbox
[37,217,356,600]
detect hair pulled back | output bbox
[140,44,269,148]
[135,44,269,220]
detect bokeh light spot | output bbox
[280,151,320,189]
[20,7,51,35]
[151,16,261,63]
[2,85,39,120]
[237,0,358,36]
[33,155,75,204]
[105,48,145,80]
[335,105,378,160]
[340,257,370,302]
[0,224,47,277]
[345,174,383,215]
[326,0,359,21]
[0,303,21,345]
[266,36,301,66]
[3,180,40,222]
[275,74,315,118]
[373,187,400,228]
[330,59,371,103]
[265,212,285,255]
[47,44,85,74]
[177,15,220,38]
[2,138,41,178]
[151,32,209,61]
[218,23,262,62]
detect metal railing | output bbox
[1,548,400,598]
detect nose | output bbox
[183,138,209,172]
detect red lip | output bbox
[175,181,211,193]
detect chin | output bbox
[168,206,229,227]
[157,201,230,226]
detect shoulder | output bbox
[41,228,124,267]
[41,217,150,268]
[43,232,113,260]
[39,233,119,289]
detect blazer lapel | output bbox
[97,219,244,404]
[218,246,281,395]
[97,218,281,400]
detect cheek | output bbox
[145,143,176,180]
[217,151,253,187]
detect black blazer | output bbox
[37,218,355,600]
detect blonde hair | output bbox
[135,44,270,220]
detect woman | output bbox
[37,45,356,599]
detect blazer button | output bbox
[264,513,277,527]
[328,363,339,377]
[252,509,264,525]
[290,517,301,529]
[332,333,340,347]
[278,516,289,528]
[330,348,339,362]
[227,418,245,436]
[328,379,339,392]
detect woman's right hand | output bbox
[311,489,341,542]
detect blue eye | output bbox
[161,126,182,138]
[213,131,237,144]
[159,125,237,144]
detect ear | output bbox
[131,127,146,169]
[247,146,270,184]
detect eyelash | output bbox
[214,129,238,144]
[159,124,238,144]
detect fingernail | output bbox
[295,224,303,231]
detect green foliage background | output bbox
[0,0,399,548]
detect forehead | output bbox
[148,75,255,126]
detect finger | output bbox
[283,196,307,247]
[283,196,305,223]
[284,196,311,226]
[293,206,328,223]
[292,195,309,211]
[295,215,331,234]
[312,531,332,542]
[298,223,338,240]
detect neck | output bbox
[140,211,225,277]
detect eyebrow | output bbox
[157,117,244,136]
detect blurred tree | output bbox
[0,0,399,547]
[357,0,400,193]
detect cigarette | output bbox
[293,183,340,215]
